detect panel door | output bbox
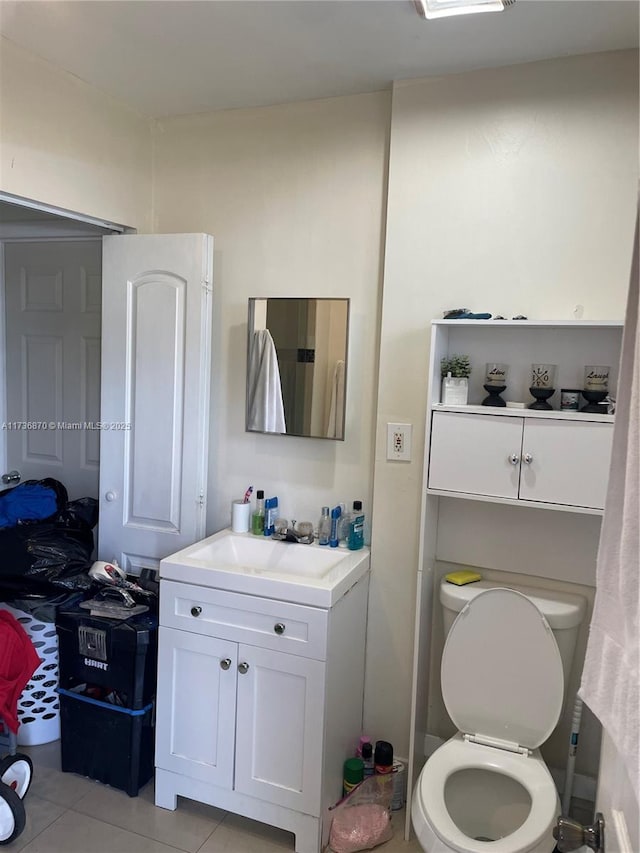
[519,419,613,509]
[155,626,236,788]
[428,411,523,499]
[99,234,213,571]
[234,644,326,815]
[4,240,102,499]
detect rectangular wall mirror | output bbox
[246,298,349,439]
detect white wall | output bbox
[370,50,638,762]
[0,38,152,230]
[152,92,390,533]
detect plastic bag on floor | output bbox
[327,774,394,853]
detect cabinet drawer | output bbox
[160,579,328,660]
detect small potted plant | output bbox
[440,354,471,405]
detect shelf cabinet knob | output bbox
[274,623,285,635]
[508,454,520,465]
[220,658,231,671]
[523,453,533,464]
[190,605,202,617]
[238,662,249,674]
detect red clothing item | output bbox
[0,610,41,734]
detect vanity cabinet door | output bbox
[155,626,237,788]
[519,419,613,509]
[428,411,523,499]
[234,644,326,816]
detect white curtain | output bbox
[579,201,640,801]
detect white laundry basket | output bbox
[0,603,60,746]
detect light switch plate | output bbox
[387,423,412,462]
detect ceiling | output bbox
[0,0,637,118]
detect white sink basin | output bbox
[159,528,370,607]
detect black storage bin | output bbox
[58,687,154,796]
[56,606,157,708]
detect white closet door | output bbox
[4,240,102,500]
[99,234,213,571]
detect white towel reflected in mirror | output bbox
[247,329,287,433]
[326,359,345,439]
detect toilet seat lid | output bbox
[441,588,564,750]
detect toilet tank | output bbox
[440,578,586,702]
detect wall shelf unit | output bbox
[404,318,623,840]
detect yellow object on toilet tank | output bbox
[444,570,482,586]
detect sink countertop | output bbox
[159,528,370,608]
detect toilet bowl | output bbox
[412,586,570,853]
[412,735,560,853]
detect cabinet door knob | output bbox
[238,661,249,674]
[220,658,232,671]
[508,454,520,465]
[523,453,533,464]
[274,622,285,635]
[191,605,202,617]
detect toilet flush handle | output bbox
[553,813,604,853]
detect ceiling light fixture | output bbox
[414,0,515,20]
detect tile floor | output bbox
[8,741,422,853]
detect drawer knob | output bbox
[238,661,249,674]
[508,453,520,465]
[220,658,231,671]
[523,453,533,464]
[191,605,202,617]
[274,622,286,635]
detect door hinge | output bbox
[197,491,206,508]
[201,277,212,294]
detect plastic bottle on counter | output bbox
[348,500,365,551]
[264,496,278,536]
[251,490,265,536]
[338,502,350,548]
[318,506,331,546]
[329,505,341,548]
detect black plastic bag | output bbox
[0,479,97,598]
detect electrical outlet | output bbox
[387,423,412,462]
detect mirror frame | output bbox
[246,297,350,440]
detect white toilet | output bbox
[412,579,586,853]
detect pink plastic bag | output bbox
[328,775,394,853]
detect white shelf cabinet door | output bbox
[519,419,613,509]
[234,644,326,816]
[428,411,523,499]
[155,626,237,788]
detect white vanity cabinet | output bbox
[425,320,622,515]
[154,567,370,853]
[428,408,614,511]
